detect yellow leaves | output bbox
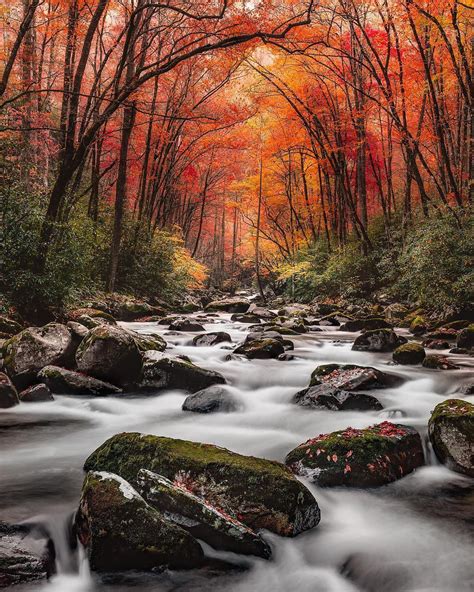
[276,260,312,280]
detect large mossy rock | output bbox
[75,325,142,387]
[182,385,238,413]
[352,329,406,352]
[192,332,231,347]
[428,399,474,477]
[75,471,203,572]
[340,318,392,332]
[310,364,402,391]
[409,316,427,336]
[67,308,116,324]
[169,319,205,332]
[233,338,284,359]
[2,324,76,388]
[456,324,474,350]
[139,354,226,393]
[422,354,459,370]
[114,301,164,321]
[126,330,166,353]
[38,366,122,396]
[293,383,382,411]
[137,470,271,558]
[84,432,320,537]
[230,313,261,324]
[0,372,19,409]
[285,422,424,487]
[205,298,250,313]
[392,343,426,365]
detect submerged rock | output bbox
[84,432,320,537]
[169,319,205,332]
[19,383,53,403]
[75,471,203,572]
[422,355,460,370]
[38,366,122,396]
[192,332,231,347]
[428,399,474,477]
[233,338,284,359]
[205,298,250,313]
[293,384,383,411]
[392,343,426,365]
[285,422,424,487]
[137,470,271,558]
[182,385,238,413]
[310,364,402,391]
[352,329,406,352]
[0,372,19,408]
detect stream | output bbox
[1,314,474,592]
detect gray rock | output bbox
[19,383,53,403]
[0,372,19,408]
[182,386,238,413]
[38,366,122,396]
[234,338,284,359]
[192,332,231,347]
[205,298,250,313]
[352,329,406,352]
[293,383,383,411]
[169,319,205,332]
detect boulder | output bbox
[169,319,205,332]
[352,329,406,352]
[423,339,450,350]
[2,324,76,388]
[231,313,261,324]
[392,343,426,365]
[424,328,459,341]
[409,316,427,336]
[38,366,122,396]
[310,364,402,391]
[75,315,111,330]
[428,399,474,477]
[234,338,285,359]
[114,301,164,321]
[422,355,460,370]
[293,383,383,411]
[0,317,22,337]
[84,432,321,537]
[205,298,250,313]
[340,318,392,332]
[0,372,19,408]
[67,308,116,324]
[285,422,424,487]
[19,383,53,403]
[383,303,409,323]
[182,386,238,413]
[66,321,89,340]
[139,354,226,393]
[247,306,276,320]
[137,470,270,558]
[278,304,311,317]
[126,331,166,353]
[456,324,474,350]
[192,332,231,347]
[75,325,142,387]
[75,471,203,572]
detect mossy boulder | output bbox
[205,298,250,313]
[293,383,383,411]
[1,324,76,388]
[182,386,238,413]
[428,399,474,477]
[127,330,166,353]
[422,355,460,370]
[409,316,427,336]
[392,343,426,365]
[285,422,424,487]
[340,318,392,332]
[424,328,459,341]
[352,328,406,352]
[84,432,320,537]
[234,338,284,359]
[19,383,53,403]
[0,372,19,408]
[169,318,205,332]
[192,332,231,347]
[0,317,22,337]
[75,325,142,387]
[422,339,450,350]
[114,301,164,321]
[38,365,122,396]
[75,315,113,330]
[456,324,474,350]
[139,354,226,393]
[137,470,271,558]
[247,307,276,320]
[75,471,203,572]
[68,308,116,324]
[310,364,402,391]
[230,313,261,323]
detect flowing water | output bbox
[1,314,474,592]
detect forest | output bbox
[0,1,473,592]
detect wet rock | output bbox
[423,339,450,350]
[169,318,205,332]
[422,355,460,370]
[19,383,53,403]
[193,332,232,347]
[38,365,122,396]
[245,331,283,343]
[139,353,226,393]
[84,432,321,537]
[0,317,22,337]
[75,325,142,387]
[1,324,77,388]
[126,330,166,353]
[231,313,261,324]
[285,422,424,487]
[456,383,474,395]
[352,329,406,353]
[428,399,474,477]
[182,386,238,413]
[310,364,403,391]
[137,470,270,558]
[278,353,295,361]
[247,306,276,320]
[157,315,180,325]
[383,303,409,323]
[456,325,474,350]
[282,320,307,334]
[409,316,427,336]
[68,308,116,324]
[66,321,89,341]
[392,343,426,365]
[0,522,54,587]
[278,304,311,317]
[0,372,19,408]
[75,315,114,330]
[424,328,459,341]
[340,318,392,332]
[293,383,383,411]
[234,338,285,359]
[75,471,203,572]
[205,298,250,314]
[449,347,469,354]
[114,301,164,321]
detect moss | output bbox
[429,399,474,423]
[393,342,426,365]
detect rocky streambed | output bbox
[0,298,473,592]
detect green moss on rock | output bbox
[393,343,426,365]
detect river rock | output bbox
[127,330,166,353]
[2,324,76,388]
[340,318,392,332]
[234,338,285,359]
[169,318,205,332]
[423,339,450,350]
[424,328,459,341]
[278,304,311,317]
[75,471,203,572]
[0,372,19,408]
[68,308,116,324]
[285,422,424,487]
[293,383,383,411]
[310,364,402,391]
[66,321,89,341]
[392,343,426,365]
[0,317,22,337]
[428,399,474,477]
[192,332,231,347]
[231,313,261,323]
[19,383,53,403]
[456,325,474,350]
[352,329,406,352]
[409,316,427,336]
[38,366,122,396]
[139,353,226,392]
[205,298,250,313]
[136,470,270,558]
[248,306,276,320]
[182,386,238,413]
[75,315,114,330]
[422,355,460,370]
[114,301,164,321]
[75,325,142,387]
[84,432,320,536]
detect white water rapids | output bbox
[1,314,473,592]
